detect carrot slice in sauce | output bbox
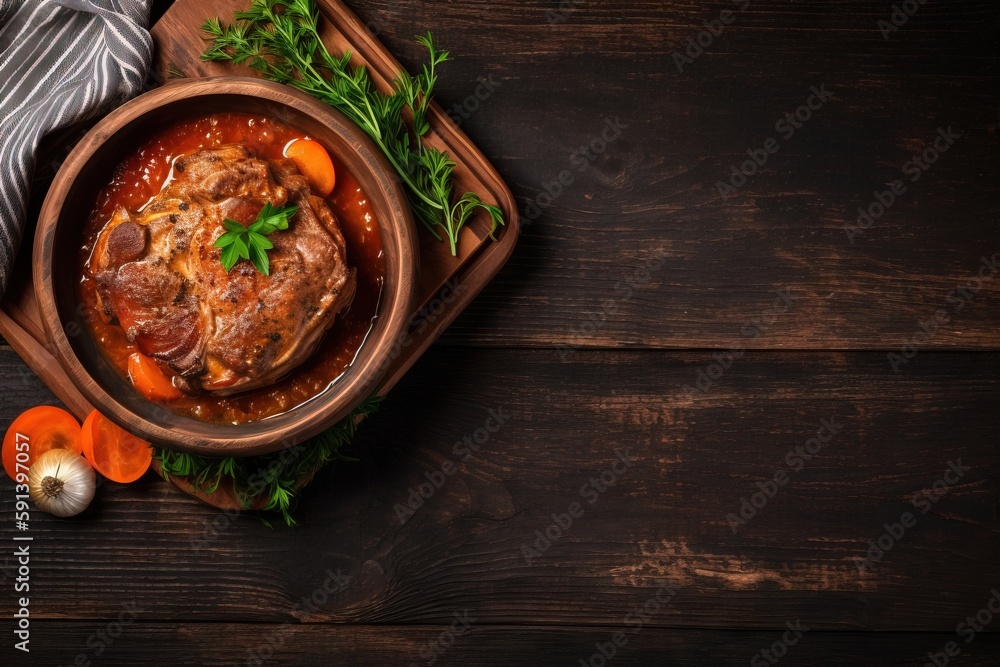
[2,406,83,481]
[128,352,183,401]
[81,410,152,483]
[284,138,336,196]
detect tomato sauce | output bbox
[78,113,385,424]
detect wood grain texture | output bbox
[1,346,998,631]
[11,623,1000,666]
[1,0,999,663]
[5,1,999,351]
[354,0,1000,350]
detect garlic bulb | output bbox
[28,449,96,517]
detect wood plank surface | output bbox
[4,1,1000,350]
[18,623,1000,666]
[365,0,1000,350]
[2,0,1000,664]
[2,346,998,631]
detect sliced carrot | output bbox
[2,406,83,481]
[81,410,152,484]
[128,352,183,401]
[285,138,336,196]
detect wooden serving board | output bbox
[0,0,518,506]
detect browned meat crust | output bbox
[90,145,356,396]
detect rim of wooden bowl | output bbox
[33,77,418,456]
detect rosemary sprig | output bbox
[201,0,504,255]
[165,63,188,79]
[154,395,382,525]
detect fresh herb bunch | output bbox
[154,396,382,525]
[202,0,504,255]
[215,201,297,275]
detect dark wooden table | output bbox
[3,0,1000,664]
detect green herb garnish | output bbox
[154,395,382,526]
[214,202,298,275]
[201,0,504,255]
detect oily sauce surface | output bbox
[78,113,385,424]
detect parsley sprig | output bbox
[214,202,298,275]
[154,396,382,526]
[201,0,504,255]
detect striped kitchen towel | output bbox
[0,0,153,297]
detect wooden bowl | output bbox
[34,77,418,456]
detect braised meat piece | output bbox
[90,145,356,396]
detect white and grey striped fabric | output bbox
[0,0,153,297]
